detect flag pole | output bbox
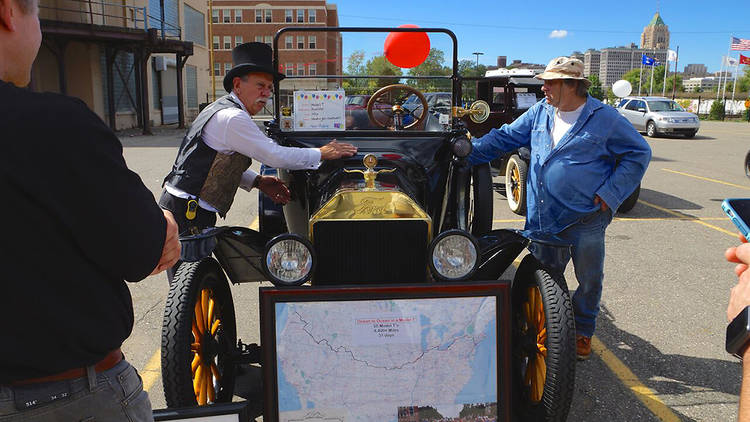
[638,54,644,95]
[731,57,739,108]
[722,35,732,102]
[649,49,655,95]
[663,50,669,96]
[671,46,679,100]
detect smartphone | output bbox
[721,198,750,239]
[727,306,750,358]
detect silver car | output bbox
[616,96,700,138]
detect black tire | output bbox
[617,184,640,214]
[511,255,575,422]
[744,150,750,179]
[505,154,527,215]
[646,121,658,137]
[162,258,237,408]
[469,163,493,236]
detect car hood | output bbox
[651,111,696,118]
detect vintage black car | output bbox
[160,27,575,422]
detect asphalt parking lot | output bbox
[119,120,750,421]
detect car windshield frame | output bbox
[647,100,685,112]
[271,26,460,134]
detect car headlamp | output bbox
[263,234,315,287]
[451,135,473,158]
[428,230,479,281]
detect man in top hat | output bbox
[160,42,357,247]
[468,56,651,360]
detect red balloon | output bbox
[384,24,430,68]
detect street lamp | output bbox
[472,52,484,67]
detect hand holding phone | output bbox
[722,198,750,240]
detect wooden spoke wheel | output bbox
[367,84,428,130]
[505,154,527,215]
[511,255,575,421]
[162,258,237,408]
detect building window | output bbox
[296,9,303,23]
[234,9,241,23]
[297,62,304,76]
[212,9,218,23]
[213,62,221,76]
[235,35,242,47]
[285,9,292,23]
[308,35,316,49]
[186,64,198,108]
[255,9,262,23]
[212,36,219,50]
[183,4,205,46]
[285,36,293,49]
[223,10,230,23]
[285,63,293,77]
[309,9,316,23]
[264,35,272,47]
[255,35,262,43]
[309,63,316,76]
[265,9,272,22]
[297,36,304,49]
[223,36,231,50]
[224,62,231,75]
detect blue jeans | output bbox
[0,359,153,422]
[530,208,613,338]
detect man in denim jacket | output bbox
[469,56,651,360]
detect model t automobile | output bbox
[160,27,575,422]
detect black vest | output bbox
[163,95,252,217]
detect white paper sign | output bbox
[292,90,346,131]
[516,92,538,109]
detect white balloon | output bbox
[612,80,632,98]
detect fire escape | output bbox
[39,0,193,133]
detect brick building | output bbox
[207,0,341,107]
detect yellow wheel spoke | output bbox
[201,290,210,326]
[192,320,201,341]
[207,297,215,326]
[191,342,201,352]
[191,354,200,372]
[198,367,208,405]
[538,344,547,356]
[210,319,221,336]
[537,327,547,342]
[193,364,203,396]
[194,301,205,334]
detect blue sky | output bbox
[332,0,750,74]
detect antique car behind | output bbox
[160,27,576,422]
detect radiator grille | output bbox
[312,220,429,285]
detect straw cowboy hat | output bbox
[534,56,592,88]
[223,42,285,93]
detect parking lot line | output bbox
[662,168,750,191]
[592,337,682,422]
[141,350,161,392]
[637,199,737,237]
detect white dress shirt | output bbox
[166,92,322,212]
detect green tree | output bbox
[623,68,642,94]
[709,99,725,120]
[605,87,618,105]
[364,55,402,90]
[459,59,487,102]
[406,48,451,91]
[342,50,368,94]
[664,74,684,95]
[587,74,603,100]
[737,65,750,94]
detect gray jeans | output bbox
[0,359,153,422]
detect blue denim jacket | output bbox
[469,95,651,234]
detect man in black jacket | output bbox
[0,0,179,419]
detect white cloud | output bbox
[549,30,568,39]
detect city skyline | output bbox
[333,0,750,74]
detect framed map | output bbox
[260,282,511,422]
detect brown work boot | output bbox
[576,335,592,360]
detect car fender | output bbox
[473,228,570,280]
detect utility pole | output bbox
[208,0,216,101]
[472,52,484,67]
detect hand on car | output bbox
[151,209,181,275]
[594,195,609,212]
[726,234,750,322]
[257,175,291,204]
[320,139,357,160]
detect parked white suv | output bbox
[616,96,700,138]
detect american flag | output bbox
[731,37,750,51]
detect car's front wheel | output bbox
[745,150,750,179]
[162,258,237,408]
[512,255,575,422]
[646,121,658,137]
[505,154,527,215]
[684,130,697,139]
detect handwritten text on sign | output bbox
[293,90,345,131]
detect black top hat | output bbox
[223,42,284,93]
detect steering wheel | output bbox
[366,84,429,130]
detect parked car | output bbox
[616,96,700,138]
[161,27,576,422]
[344,94,371,110]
